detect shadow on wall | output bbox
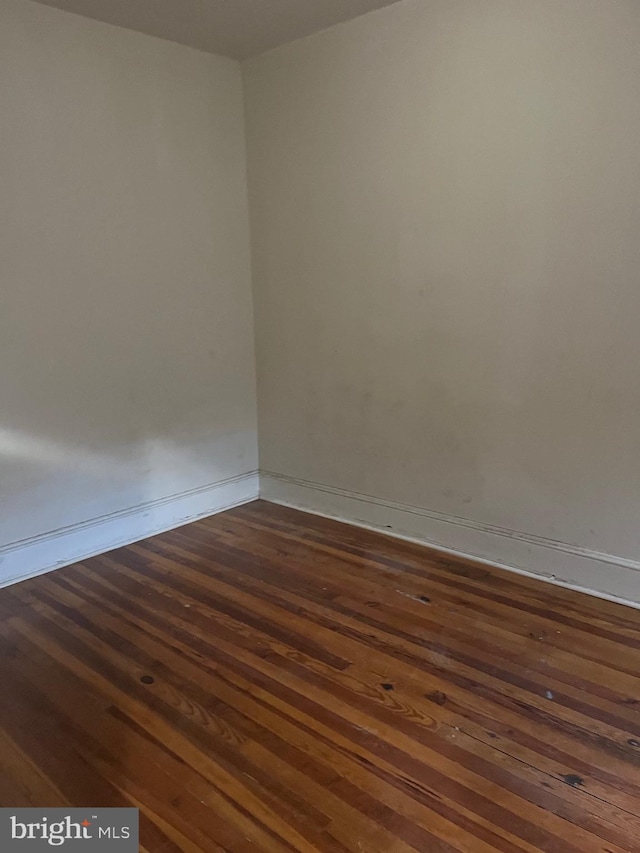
[0,419,257,551]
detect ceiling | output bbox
[31,0,403,60]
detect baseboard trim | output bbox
[260,470,640,609]
[0,470,259,588]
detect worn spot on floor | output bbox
[561,774,584,787]
[530,631,547,640]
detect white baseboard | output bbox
[0,470,259,588]
[260,470,640,610]
[5,466,639,609]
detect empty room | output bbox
[1,0,639,850]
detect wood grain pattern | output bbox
[1,499,639,851]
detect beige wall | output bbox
[0,0,258,578]
[3,0,639,599]
[245,0,640,596]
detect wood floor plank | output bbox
[1,499,639,851]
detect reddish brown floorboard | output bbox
[1,499,640,851]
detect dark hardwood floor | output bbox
[1,500,640,851]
